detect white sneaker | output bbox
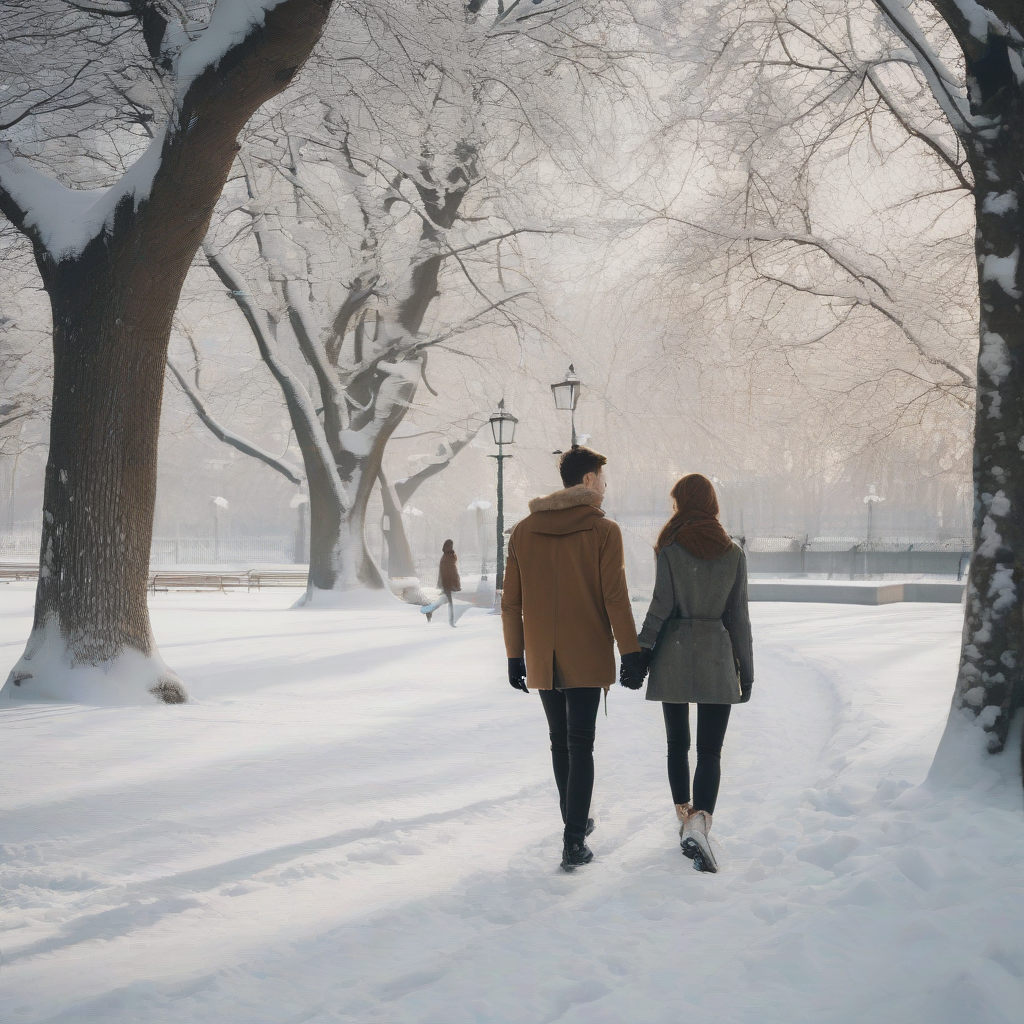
[680,809,718,873]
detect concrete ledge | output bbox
[902,582,965,603]
[748,581,964,605]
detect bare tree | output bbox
[0,1,333,704]
[167,0,644,601]
[859,0,1024,761]
[645,0,1022,761]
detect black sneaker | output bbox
[560,839,594,872]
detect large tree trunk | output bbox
[303,364,417,596]
[306,453,384,591]
[0,0,332,703]
[9,239,188,701]
[933,30,1024,758]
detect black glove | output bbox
[739,682,752,703]
[619,649,649,690]
[508,657,528,692]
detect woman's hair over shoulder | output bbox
[655,473,732,559]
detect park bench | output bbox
[148,572,247,592]
[246,570,307,591]
[0,563,39,583]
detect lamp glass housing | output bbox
[550,366,581,411]
[489,408,518,446]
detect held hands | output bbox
[508,657,528,692]
[619,649,649,690]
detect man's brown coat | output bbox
[501,484,640,689]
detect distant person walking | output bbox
[502,446,645,871]
[420,539,461,627]
[626,473,753,873]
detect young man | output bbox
[501,446,646,870]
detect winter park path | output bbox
[0,585,1021,1023]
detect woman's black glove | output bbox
[739,682,752,703]
[619,649,649,690]
[508,657,528,692]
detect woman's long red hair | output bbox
[655,474,733,560]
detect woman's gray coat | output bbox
[638,541,753,704]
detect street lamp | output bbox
[289,492,308,565]
[489,399,518,592]
[467,499,493,577]
[212,496,228,563]
[550,364,581,448]
[864,483,885,545]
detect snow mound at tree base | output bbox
[291,586,406,611]
[0,619,190,705]
[928,707,1023,790]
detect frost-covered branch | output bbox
[870,0,980,136]
[204,242,348,509]
[166,358,305,484]
[864,67,973,190]
[393,421,484,506]
[413,290,531,352]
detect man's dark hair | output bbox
[559,445,607,487]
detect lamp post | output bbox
[863,483,885,580]
[864,483,885,544]
[212,496,228,563]
[550,364,581,448]
[290,492,308,565]
[489,399,518,591]
[467,500,492,578]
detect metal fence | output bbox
[0,516,972,583]
[614,517,971,596]
[149,536,295,565]
[0,524,297,566]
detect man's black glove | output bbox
[739,682,752,703]
[508,657,528,692]
[619,649,649,690]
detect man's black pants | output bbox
[539,686,602,843]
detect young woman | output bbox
[637,474,753,873]
[420,539,461,627]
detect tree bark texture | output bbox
[949,31,1024,753]
[0,0,332,702]
[870,2,1024,764]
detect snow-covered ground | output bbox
[1,584,1021,1023]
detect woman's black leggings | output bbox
[662,702,731,814]
[539,686,602,843]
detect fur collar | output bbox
[528,484,603,514]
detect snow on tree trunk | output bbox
[301,357,419,598]
[0,0,332,703]
[882,19,1024,762]
[945,60,1024,754]
[10,262,184,702]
